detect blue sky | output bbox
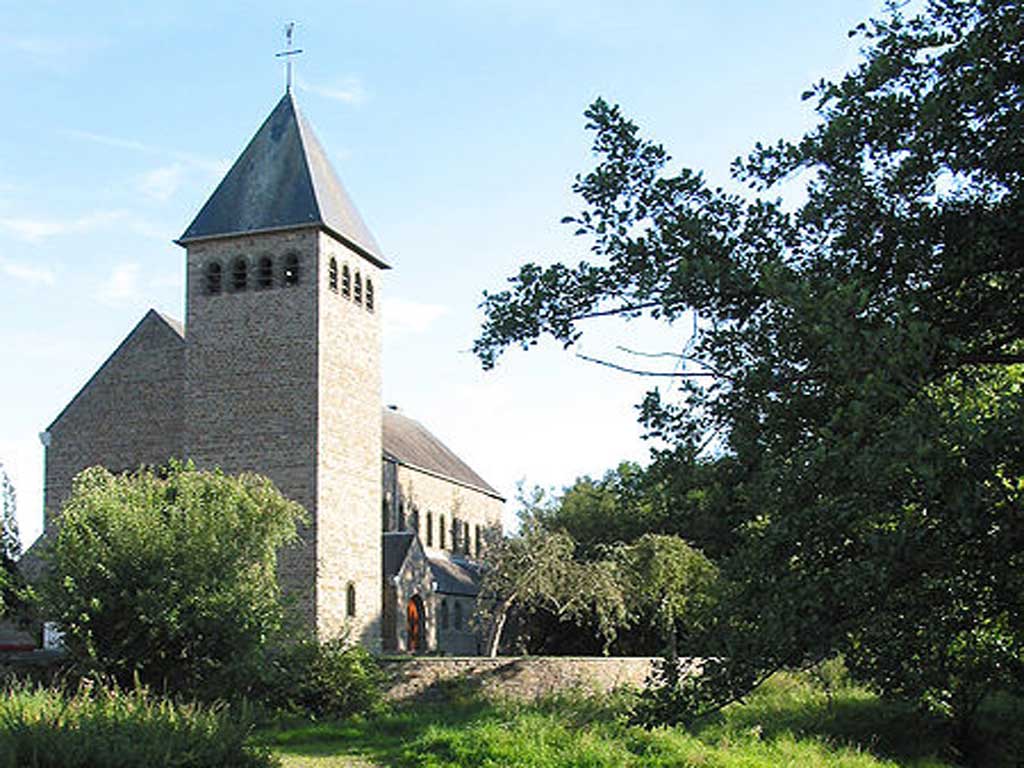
[1,1,879,544]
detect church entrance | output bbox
[406,595,424,652]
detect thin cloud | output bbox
[383,298,448,338]
[137,163,185,201]
[296,75,365,105]
[0,210,163,242]
[62,129,229,176]
[0,258,54,286]
[97,263,143,305]
[4,34,107,72]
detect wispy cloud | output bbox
[137,163,185,201]
[4,34,107,73]
[96,263,143,305]
[296,75,366,105]
[383,298,448,338]
[0,210,162,242]
[61,129,229,176]
[0,258,54,285]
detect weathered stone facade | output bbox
[42,311,184,528]
[382,657,662,701]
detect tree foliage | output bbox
[40,462,306,695]
[0,462,26,621]
[475,0,1024,736]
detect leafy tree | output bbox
[0,463,26,621]
[477,493,627,657]
[40,462,306,695]
[474,0,1024,742]
[612,534,718,662]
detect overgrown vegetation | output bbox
[38,462,306,697]
[473,0,1024,750]
[262,668,1024,767]
[0,681,275,768]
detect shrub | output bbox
[0,681,276,768]
[258,636,385,719]
[39,462,305,698]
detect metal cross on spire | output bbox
[275,22,303,93]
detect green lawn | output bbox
[257,671,1024,768]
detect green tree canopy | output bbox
[41,462,306,695]
[0,463,25,620]
[474,0,1024,735]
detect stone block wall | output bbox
[382,656,660,701]
[395,465,503,558]
[43,311,185,528]
[315,230,383,647]
[184,228,321,626]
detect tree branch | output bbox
[576,353,719,378]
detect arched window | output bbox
[463,522,470,554]
[354,272,362,304]
[427,512,434,546]
[475,525,481,558]
[440,599,449,630]
[328,257,338,292]
[283,254,300,286]
[231,257,248,292]
[346,583,357,617]
[366,279,375,312]
[451,519,459,551]
[439,515,446,549]
[454,601,463,631]
[257,256,274,289]
[342,264,351,297]
[205,262,222,295]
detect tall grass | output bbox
[0,682,276,768]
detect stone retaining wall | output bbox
[381,656,661,701]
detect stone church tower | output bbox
[32,90,505,655]
[177,92,388,645]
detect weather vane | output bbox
[275,22,303,93]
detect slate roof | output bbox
[383,531,415,577]
[428,553,483,597]
[383,408,502,499]
[178,92,388,269]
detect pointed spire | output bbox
[178,93,388,268]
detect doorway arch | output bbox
[406,595,425,653]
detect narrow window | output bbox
[231,257,247,292]
[329,257,338,292]
[439,515,446,549]
[475,525,481,558]
[451,519,459,552]
[454,601,463,631]
[427,512,434,547]
[205,262,222,295]
[342,265,351,297]
[366,279,375,312]
[346,583,357,617]
[464,522,470,554]
[354,272,363,304]
[441,599,449,630]
[257,256,274,289]
[410,507,420,535]
[283,254,300,286]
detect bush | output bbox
[0,681,276,768]
[39,462,305,698]
[258,636,385,719]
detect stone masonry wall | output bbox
[315,230,383,647]
[395,465,503,559]
[184,229,320,626]
[382,657,658,702]
[43,311,185,527]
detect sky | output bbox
[1,0,881,545]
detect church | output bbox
[34,90,505,655]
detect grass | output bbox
[0,681,275,768]
[259,670,1024,768]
